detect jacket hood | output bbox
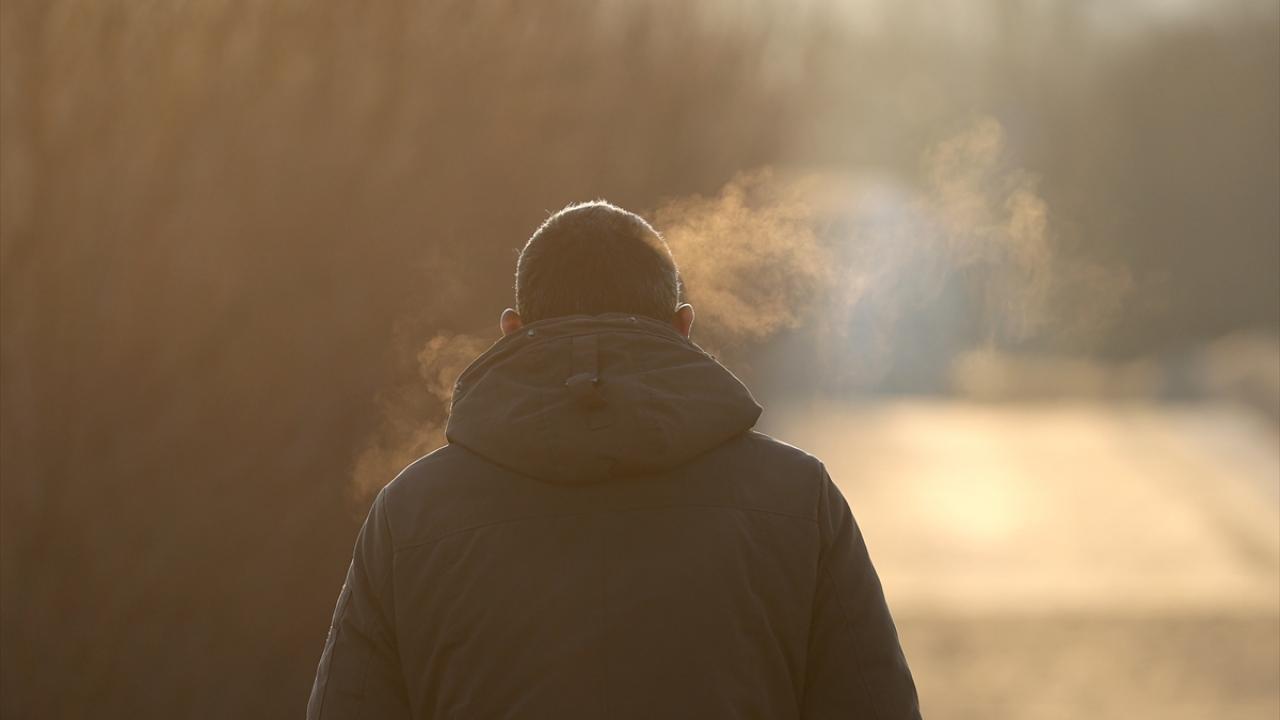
[444,313,762,484]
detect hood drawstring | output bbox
[445,313,761,484]
[565,333,610,428]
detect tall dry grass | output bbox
[1,1,1276,717]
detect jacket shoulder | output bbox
[383,444,473,496]
[686,430,829,522]
[739,430,825,468]
[375,444,497,546]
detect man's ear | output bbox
[672,304,694,339]
[500,308,523,337]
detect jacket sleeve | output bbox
[801,466,921,719]
[307,488,412,720]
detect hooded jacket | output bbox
[308,313,921,719]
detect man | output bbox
[308,201,921,719]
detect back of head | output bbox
[516,201,680,324]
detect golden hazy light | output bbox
[2,1,1276,718]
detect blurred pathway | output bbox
[769,401,1280,719]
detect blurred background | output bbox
[1,0,1277,718]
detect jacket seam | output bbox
[312,580,352,720]
[812,460,826,525]
[821,561,884,720]
[392,503,818,555]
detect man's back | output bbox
[308,313,920,719]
